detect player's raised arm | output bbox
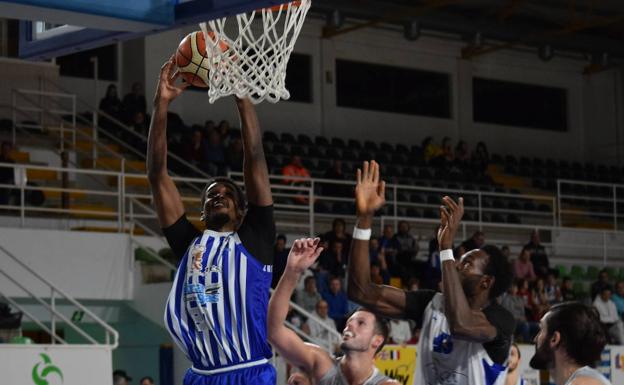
[347,161,408,318]
[267,238,332,377]
[147,56,189,227]
[236,98,272,207]
[438,196,497,342]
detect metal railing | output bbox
[0,244,119,347]
[557,179,624,230]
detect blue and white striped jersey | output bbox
[164,230,273,370]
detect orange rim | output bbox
[265,1,301,12]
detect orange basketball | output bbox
[175,31,229,88]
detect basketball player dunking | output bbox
[347,161,515,385]
[147,56,276,385]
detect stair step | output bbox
[82,158,145,172]
[26,168,58,181]
[43,190,87,200]
[69,203,116,219]
[107,175,149,188]
[9,150,30,163]
[74,140,121,153]
[71,226,145,235]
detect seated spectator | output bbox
[612,281,624,319]
[516,278,531,312]
[392,220,420,279]
[140,377,154,385]
[422,136,443,163]
[216,120,231,145]
[113,370,132,385]
[321,277,349,331]
[127,111,148,153]
[318,241,346,278]
[286,305,309,335]
[560,276,577,301]
[204,129,226,175]
[370,261,390,285]
[182,128,207,168]
[461,230,485,252]
[378,224,398,262]
[513,247,536,281]
[593,286,624,344]
[0,141,15,205]
[225,137,243,172]
[388,319,412,345]
[282,155,310,185]
[271,235,289,288]
[544,272,562,304]
[525,230,551,278]
[323,218,352,252]
[471,141,489,174]
[122,82,147,123]
[306,299,339,350]
[500,281,538,342]
[296,276,322,313]
[322,160,350,197]
[501,245,511,259]
[424,226,441,290]
[99,84,123,133]
[529,278,550,321]
[454,140,470,170]
[591,269,612,300]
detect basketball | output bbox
[175,31,228,88]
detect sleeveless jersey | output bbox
[164,230,273,372]
[318,358,394,385]
[415,293,508,385]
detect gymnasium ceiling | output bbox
[311,0,624,63]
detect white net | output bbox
[199,0,312,104]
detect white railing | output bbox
[557,179,624,230]
[0,244,119,348]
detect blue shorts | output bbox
[183,363,276,385]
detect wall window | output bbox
[473,77,568,132]
[285,53,312,103]
[336,59,451,118]
[57,44,117,81]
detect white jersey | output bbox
[414,293,510,385]
[563,366,611,385]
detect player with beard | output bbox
[504,344,526,385]
[347,160,515,385]
[268,237,398,385]
[529,302,611,385]
[148,57,276,385]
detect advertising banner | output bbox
[0,344,112,385]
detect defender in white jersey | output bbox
[347,161,515,385]
[529,302,611,385]
[268,237,398,385]
[147,57,275,385]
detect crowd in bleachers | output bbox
[271,224,624,346]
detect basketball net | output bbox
[199,0,311,104]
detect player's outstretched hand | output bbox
[288,372,311,385]
[355,160,386,217]
[437,196,464,250]
[286,238,323,274]
[154,55,189,107]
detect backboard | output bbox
[3,0,290,60]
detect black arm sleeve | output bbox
[162,214,202,260]
[404,289,437,326]
[238,204,276,265]
[482,303,516,364]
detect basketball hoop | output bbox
[199,0,311,104]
